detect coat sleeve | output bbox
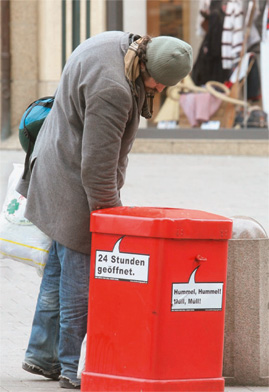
[81,82,132,211]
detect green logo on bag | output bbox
[7,199,20,214]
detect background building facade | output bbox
[1,0,268,150]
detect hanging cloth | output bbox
[221,0,244,69]
[261,2,269,117]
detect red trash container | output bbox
[81,207,233,392]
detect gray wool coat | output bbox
[17,31,146,255]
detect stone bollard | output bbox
[223,216,269,386]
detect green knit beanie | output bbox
[145,36,193,86]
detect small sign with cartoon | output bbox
[95,237,150,283]
[172,267,224,312]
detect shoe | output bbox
[59,376,80,389]
[22,361,61,380]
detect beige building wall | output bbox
[37,0,62,97]
[91,0,106,37]
[10,0,38,131]
[3,0,200,136]
[5,0,106,135]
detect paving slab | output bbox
[1,149,268,391]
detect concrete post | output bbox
[10,0,38,130]
[223,216,269,386]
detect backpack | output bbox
[19,96,54,179]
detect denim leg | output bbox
[57,242,90,383]
[25,241,61,373]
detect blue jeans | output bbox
[24,241,90,384]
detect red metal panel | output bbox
[90,207,233,240]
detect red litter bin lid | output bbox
[90,207,233,240]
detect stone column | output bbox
[37,0,62,97]
[223,216,269,386]
[10,0,38,130]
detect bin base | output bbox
[81,372,225,392]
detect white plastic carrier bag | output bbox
[0,163,52,276]
[77,334,87,379]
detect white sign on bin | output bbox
[95,237,150,283]
[172,267,223,311]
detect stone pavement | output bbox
[0,149,269,392]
